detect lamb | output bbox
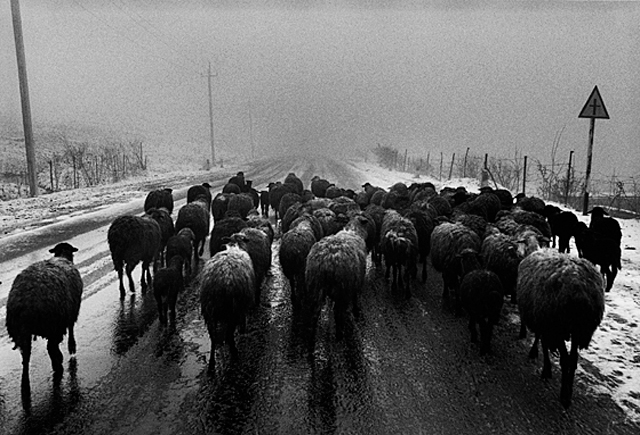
[380,210,419,297]
[539,205,575,253]
[153,255,184,326]
[108,214,161,299]
[517,248,605,408]
[305,216,369,340]
[457,248,504,355]
[166,227,196,280]
[144,188,174,215]
[430,222,481,312]
[279,217,318,310]
[574,222,621,292]
[200,244,255,374]
[227,227,272,302]
[175,198,210,261]
[6,242,83,401]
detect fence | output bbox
[371,145,640,216]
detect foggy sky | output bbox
[1,1,639,180]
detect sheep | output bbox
[311,176,332,198]
[187,182,212,209]
[588,206,622,244]
[402,208,435,282]
[227,192,255,220]
[259,190,270,217]
[574,222,621,292]
[108,214,161,299]
[514,194,545,215]
[268,182,294,223]
[227,227,272,302]
[209,216,248,256]
[144,188,174,215]
[228,171,246,191]
[428,195,453,217]
[517,248,605,408]
[457,248,504,355]
[166,227,195,280]
[493,189,514,211]
[6,242,83,396]
[153,255,185,326]
[200,244,255,374]
[380,210,419,297]
[280,217,318,310]
[430,222,482,312]
[369,189,386,206]
[246,213,275,245]
[211,192,232,223]
[305,216,369,340]
[290,213,324,242]
[279,192,303,226]
[175,198,210,261]
[511,209,553,239]
[481,232,521,303]
[284,172,304,195]
[542,205,579,253]
[312,207,341,238]
[145,207,175,268]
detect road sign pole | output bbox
[582,117,595,215]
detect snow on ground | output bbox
[1,158,639,422]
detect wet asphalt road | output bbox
[0,157,638,435]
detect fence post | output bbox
[462,147,470,177]
[403,149,408,172]
[72,155,77,188]
[448,153,456,180]
[49,160,53,191]
[439,152,443,181]
[522,156,528,195]
[565,150,574,205]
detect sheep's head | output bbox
[50,242,79,262]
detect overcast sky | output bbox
[1,1,639,180]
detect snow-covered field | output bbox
[1,158,638,422]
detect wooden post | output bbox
[565,150,574,205]
[49,160,53,191]
[11,0,38,197]
[439,152,443,181]
[207,62,216,165]
[462,147,470,177]
[403,149,408,172]
[522,156,528,195]
[448,153,456,180]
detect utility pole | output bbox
[249,102,255,160]
[205,62,216,166]
[11,0,38,197]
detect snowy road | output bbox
[0,156,638,435]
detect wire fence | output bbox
[372,145,640,217]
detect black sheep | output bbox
[108,215,161,299]
[144,188,174,215]
[145,207,175,268]
[227,228,272,302]
[6,242,83,406]
[154,255,184,326]
[311,176,332,198]
[457,248,504,355]
[175,199,210,261]
[380,210,419,297]
[166,228,196,280]
[589,206,622,244]
[574,221,621,292]
[187,183,212,209]
[280,218,317,310]
[284,172,304,195]
[543,205,579,253]
[209,217,248,256]
[259,190,270,217]
[211,192,232,223]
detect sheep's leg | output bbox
[198,238,205,257]
[68,325,77,355]
[47,338,64,375]
[20,338,32,411]
[117,267,126,299]
[559,341,578,409]
[125,262,136,293]
[156,293,166,325]
[421,258,427,283]
[334,301,347,341]
[479,319,492,356]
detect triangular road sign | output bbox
[579,86,609,119]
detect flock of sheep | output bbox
[5,168,623,411]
